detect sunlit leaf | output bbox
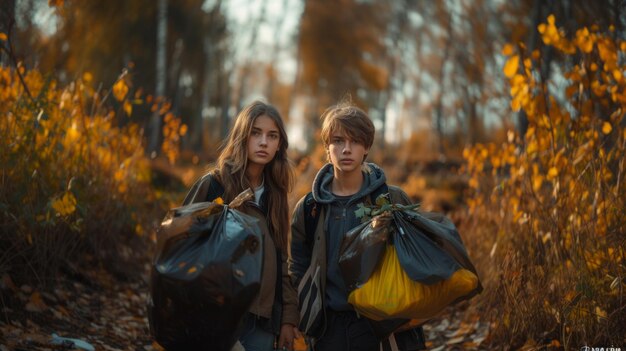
[52,192,77,216]
[503,56,519,78]
[0,32,7,41]
[595,306,607,321]
[532,175,544,192]
[118,183,128,194]
[112,79,129,101]
[501,43,514,56]
[25,292,47,313]
[602,122,612,134]
[612,69,622,81]
[375,193,390,207]
[123,100,132,116]
[547,167,558,180]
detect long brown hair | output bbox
[212,101,293,252]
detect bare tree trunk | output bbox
[149,0,168,155]
[434,7,452,159]
[517,0,543,141]
[197,36,213,152]
[235,0,267,111]
[170,38,184,115]
[265,0,289,100]
[378,91,387,150]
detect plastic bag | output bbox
[393,210,480,285]
[348,244,478,320]
[338,216,392,292]
[148,189,263,351]
[339,206,482,322]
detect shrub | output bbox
[463,16,626,348]
[0,65,185,281]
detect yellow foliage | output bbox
[161,112,188,164]
[501,43,514,56]
[503,56,519,78]
[51,192,77,216]
[113,79,129,101]
[123,100,132,116]
[465,16,626,347]
[0,65,178,274]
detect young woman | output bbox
[183,101,299,351]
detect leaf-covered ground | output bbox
[1,264,490,351]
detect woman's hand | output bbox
[277,323,299,350]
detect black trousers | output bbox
[313,309,427,351]
[314,310,379,351]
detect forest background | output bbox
[1,0,625,350]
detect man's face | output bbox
[327,129,368,173]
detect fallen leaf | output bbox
[1,274,17,291]
[41,291,58,303]
[25,292,48,312]
[446,336,466,345]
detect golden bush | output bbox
[0,65,185,278]
[463,16,625,348]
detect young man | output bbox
[290,102,426,351]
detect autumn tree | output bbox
[11,0,230,156]
[294,0,390,148]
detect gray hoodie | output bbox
[311,162,388,311]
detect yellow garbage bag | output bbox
[348,244,479,321]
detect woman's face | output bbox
[247,114,281,167]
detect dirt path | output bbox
[1,268,154,351]
[1,268,489,351]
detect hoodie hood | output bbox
[312,162,387,204]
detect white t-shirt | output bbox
[253,178,265,205]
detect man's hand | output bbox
[277,323,299,350]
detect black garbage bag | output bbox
[393,210,480,285]
[148,189,263,351]
[338,215,393,292]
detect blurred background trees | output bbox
[7,0,625,160]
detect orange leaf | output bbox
[504,56,519,78]
[26,292,48,312]
[602,122,612,134]
[0,32,7,41]
[112,79,129,102]
[547,167,558,180]
[123,100,132,116]
[501,43,514,56]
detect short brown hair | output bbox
[320,102,375,150]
